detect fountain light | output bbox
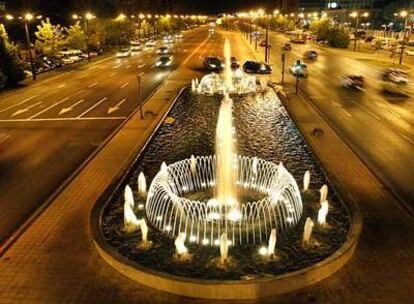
[259,246,268,256]
[124,201,140,232]
[303,217,314,245]
[220,233,229,263]
[227,209,242,221]
[138,203,144,210]
[303,170,310,191]
[190,154,197,174]
[141,219,148,244]
[320,184,328,203]
[202,238,209,245]
[138,172,147,197]
[124,185,134,209]
[175,233,188,255]
[317,200,329,226]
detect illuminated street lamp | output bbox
[5,14,14,20]
[73,12,95,62]
[273,9,279,16]
[24,13,36,80]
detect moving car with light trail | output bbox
[303,50,318,60]
[341,75,364,90]
[203,57,223,71]
[243,60,272,74]
[156,55,174,67]
[116,48,131,58]
[156,47,169,55]
[289,62,308,77]
[382,68,409,84]
[230,57,240,69]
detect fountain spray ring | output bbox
[146,155,303,245]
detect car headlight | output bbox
[221,63,225,67]
[156,61,161,66]
[210,64,216,68]
[166,61,171,66]
[260,66,266,70]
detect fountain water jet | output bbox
[320,184,328,203]
[175,232,188,256]
[303,217,314,245]
[303,171,310,192]
[220,233,229,264]
[138,172,147,197]
[124,185,134,209]
[268,229,277,257]
[124,201,140,233]
[317,200,329,226]
[141,218,149,244]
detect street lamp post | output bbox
[265,20,269,62]
[137,70,144,119]
[350,11,369,52]
[399,11,409,65]
[23,13,36,80]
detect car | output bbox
[243,60,272,74]
[116,48,131,58]
[175,33,183,39]
[146,40,156,47]
[382,68,409,84]
[230,57,240,69]
[283,42,292,50]
[156,47,169,55]
[130,44,143,52]
[156,55,174,67]
[259,40,271,47]
[341,75,364,89]
[164,35,174,44]
[406,49,414,56]
[303,50,318,60]
[203,57,223,71]
[289,61,308,77]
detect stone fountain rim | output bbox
[91,181,362,300]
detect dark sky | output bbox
[4,0,266,16]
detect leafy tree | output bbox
[105,19,135,48]
[34,18,65,55]
[310,18,331,41]
[65,22,86,50]
[0,24,25,87]
[327,27,350,48]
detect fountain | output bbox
[175,232,188,256]
[138,172,146,197]
[303,217,314,245]
[268,229,277,257]
[124,200,140,233]
[140,218,148,244]
[317,200,329,226]
[303,171,310,192]
[220,233,229,264]
[124,185,134,209]
[320,184,328,203]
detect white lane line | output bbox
[88,82,98,88]
[0,117,126,122]
[110,72,117,77]
[341,107,352,117]
[77,97,109,118]
[126,64,132,69]
[348,99,381,121]
[11,101,43,117]
[183,49,188,53]
[113,64,121,69]
[182,35,210,65]
[120,82,130,89]
[400,133,414,145]
[107,98,127,114]
[137,59,143,63]
[139,72,145,77]
[138,64,146,69]
[28,97,69,119]
[75,89,86,95]
[0,95,39,113]
[59,98,85,115]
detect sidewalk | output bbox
[233,29,414,302]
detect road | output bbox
[0,26,219,243]
[244,30,414,208]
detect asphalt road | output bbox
[247,30,414,208]
[0,26,215,243]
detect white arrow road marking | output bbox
[28,97,69,119]
[88,82,98,88]
[120,82,129,89]
[107,98,127,114]
[0,95,39,113]
[11,101,43,117]
[59,99,85,115]
[77,97,108,118]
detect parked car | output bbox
[406,49,414,56]
[243,60,272,74]
[303,50,318,60]
[175,32,183,39]
[130,44,143,52]
[146,40,156,47]
[116,48,131,58]
[156,55,174,67]
[382,68,409,84]
[289,61,308,77]
[340,75,364,89]
[283,42,292,50]
[203,56,223,71]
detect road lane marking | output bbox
[347,99,381,121]
[0,117,126,122]
[59,99,85,115]
[28,97,69,119]
[113,64,121,69]
[75,89,86,95]
[11,101,43,117]
[110,72,117,77]
[126,64,132,69]
[120,82,130,89]
[400,133,414,145]
[0,95,39,113]
[183,35,210,65]
[88,82,98,88]
[139,72,145,77]
[108,98,127,114]
[138,64,146,69]
[341,107,352,117]
[77,97,109,118]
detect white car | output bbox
[130,45,143,52]
[406,49,414,56]
[146,40,156,47]
[175,33,183,39]
[289,63,308,77]
[116,48,131,58]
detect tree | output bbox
[327,27,350,48]
[65,22,86,50]
[34,18,65,55]
[310,18,331,42]
[0,24,25,87]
